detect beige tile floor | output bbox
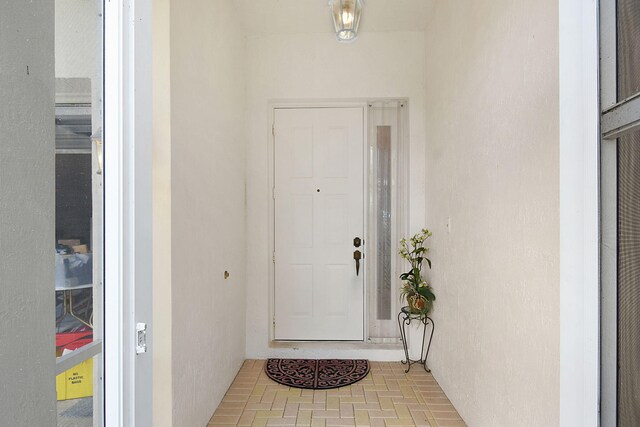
[208,360,465,427]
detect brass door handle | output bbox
[353,250,362,276]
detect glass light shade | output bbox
[329,0,363,42]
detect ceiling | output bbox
[233,0,435,36]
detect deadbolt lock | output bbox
[353,237,362,247]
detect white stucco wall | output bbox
[169,0,247,425]
[423,1,560,426]
[245,31,427,359]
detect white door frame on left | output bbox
[104,0,153,425]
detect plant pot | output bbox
[407,294,427,315]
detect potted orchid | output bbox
[399,228,435,316]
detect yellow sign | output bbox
[56,358,93,400]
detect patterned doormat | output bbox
[265,358,370,390]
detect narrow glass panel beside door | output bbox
[55,0,104,425]
[375,126,392,321]
[367,101,408,341]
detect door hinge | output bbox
[136,322,147,355]
[272,123,275,137]
[273,316,276,327]
[272,187,275,199]
[272,252,276,263]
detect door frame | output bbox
[599,1,616,424]
[268,99,411,343]
[268,101,369,342]
[104,0,153,425]
[559,0,599,425]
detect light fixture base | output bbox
[329,0,364,43]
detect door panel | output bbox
[274,107,364,340]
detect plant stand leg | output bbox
[421,316,435,373]
[398,308,436,374]
[398,311,412,373]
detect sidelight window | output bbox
[367,100,409,341]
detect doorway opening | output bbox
[270,100,408,342]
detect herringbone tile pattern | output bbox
[207,360,465,427]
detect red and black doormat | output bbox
[265,359,370,390]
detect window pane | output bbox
[56,153,92,251]
[376,126,392,320]
[617,0,640,100]
[367,101,406,340]
[55,0,103,424]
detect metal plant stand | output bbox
[397,306,435,373]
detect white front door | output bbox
[274,107,365,340]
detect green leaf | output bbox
[425,258,432,269]
[419,287,436,301]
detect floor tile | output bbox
[432,420,466,427]
[325,418,356,427]
[430,411,461,420]
[311,410,341,418]
[209,415,241,425]
[208,360,465,427]
[267,418,298,426]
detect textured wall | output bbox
[170,0,247,425]
[423,1,560,425]
[152,0,173,424]
[245,31,427,359]
[0,0,56,425]
[55,0,96,79]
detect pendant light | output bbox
[329,0,364,43]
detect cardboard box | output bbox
[72,244,89,254]
[58,239,81,247]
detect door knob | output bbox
[353,250,362,276]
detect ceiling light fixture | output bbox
[329,0,363,43]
